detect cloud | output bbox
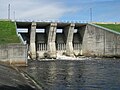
[17,3,77,20]
[0,0,78,20]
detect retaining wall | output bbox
[0,44,27,66]
[82,24,120,57]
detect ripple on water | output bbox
[20,59,120,90]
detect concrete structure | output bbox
[29,22,36,59]
[16,21,120,59]
[46,23,57,58]
[0,44,27,66]
[64,23,75,56]
[82,23,120,57]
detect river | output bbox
[20,58,120,90]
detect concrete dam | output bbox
[16,21,120,59]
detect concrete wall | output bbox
[0,44,27,66]
[82,24,120,57]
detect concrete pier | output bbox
[63,23,75,56]
[29,22,36,59]
[46,23,57,58]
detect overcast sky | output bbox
[0,0,120,22]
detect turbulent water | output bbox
[20,58,120,90]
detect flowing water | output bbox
[20,58,120,90]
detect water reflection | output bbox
[47,62,57,85]
[20,59,120,90]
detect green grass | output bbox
[0,21,20,44]
[96,24,120,33]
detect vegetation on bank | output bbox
[0,21,20,44]
[96,24,120,33]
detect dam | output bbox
[16,20,120,59]
[1,20,120,90]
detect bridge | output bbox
[16,20,120,59]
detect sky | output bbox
[0,0,120,22]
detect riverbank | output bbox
[0,20,20,44]
[0,63,39,90]
[96,24,120,32]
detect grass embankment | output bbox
[96,24,120,33]
[0,21,20,44]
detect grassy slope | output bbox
[96,24,120,33]
[0,21,20,44]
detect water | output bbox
[20,59,120,90]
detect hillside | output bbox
[96,24,120,33]
[0,20,20,44]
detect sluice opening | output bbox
[56,29,66,55]
[36,29,47,51]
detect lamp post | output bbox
[14,11,15,20]
[8,4,10,19]
[90,8,92,22]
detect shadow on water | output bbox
[0,85,35,90]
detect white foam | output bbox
[56,54,88,60]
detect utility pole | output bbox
[8,4,10,19]
[14,11,15,20]
[90,8,92,22]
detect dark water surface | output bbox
[20,59,120,90]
